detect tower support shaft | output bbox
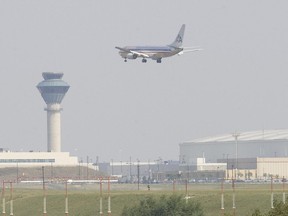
[45,104,62,152]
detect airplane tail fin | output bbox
[169,24,185,48]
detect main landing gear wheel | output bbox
[156,59,162,63]
[124,58,127,62]
[142,58,147,63]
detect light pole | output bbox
[226,154,229,179]
[155,158,162,182]
[50,162,53,181]
[86,156,89,180]
[137,159,140,190]
[148,159,151,184]
[111,159,114,176]
[120,161,123,176]
[129,156,132,183]
[16,163,19,184]
[78,159,82,180]
[232,132,240,180]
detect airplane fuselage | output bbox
[119,46,183,60]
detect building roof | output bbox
[42,72,64,80]
[184,129,288,143]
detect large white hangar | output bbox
[179,129,288,165]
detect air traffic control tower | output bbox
[37,72,70,152]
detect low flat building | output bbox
[257,157,288,179]
[0,151,78,167]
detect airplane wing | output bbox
[115,46,130,52]
[130,50,149,58]
[115,46,149,58]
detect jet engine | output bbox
[126,53,138,59]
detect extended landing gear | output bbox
[142,58,147,63]
[156,58,162,63]
[124,58,127,62]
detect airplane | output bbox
[115,24,201,63]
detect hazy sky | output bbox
[0,1,288,163]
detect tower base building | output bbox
[0,151,78,168]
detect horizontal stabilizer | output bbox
[178,48,202,55]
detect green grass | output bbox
[2,183,285,216]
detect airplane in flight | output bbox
[115,24,201,63]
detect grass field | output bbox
[2,182,286,216]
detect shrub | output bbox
[121,194,204,216]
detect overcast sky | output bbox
[0,0,288,163]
